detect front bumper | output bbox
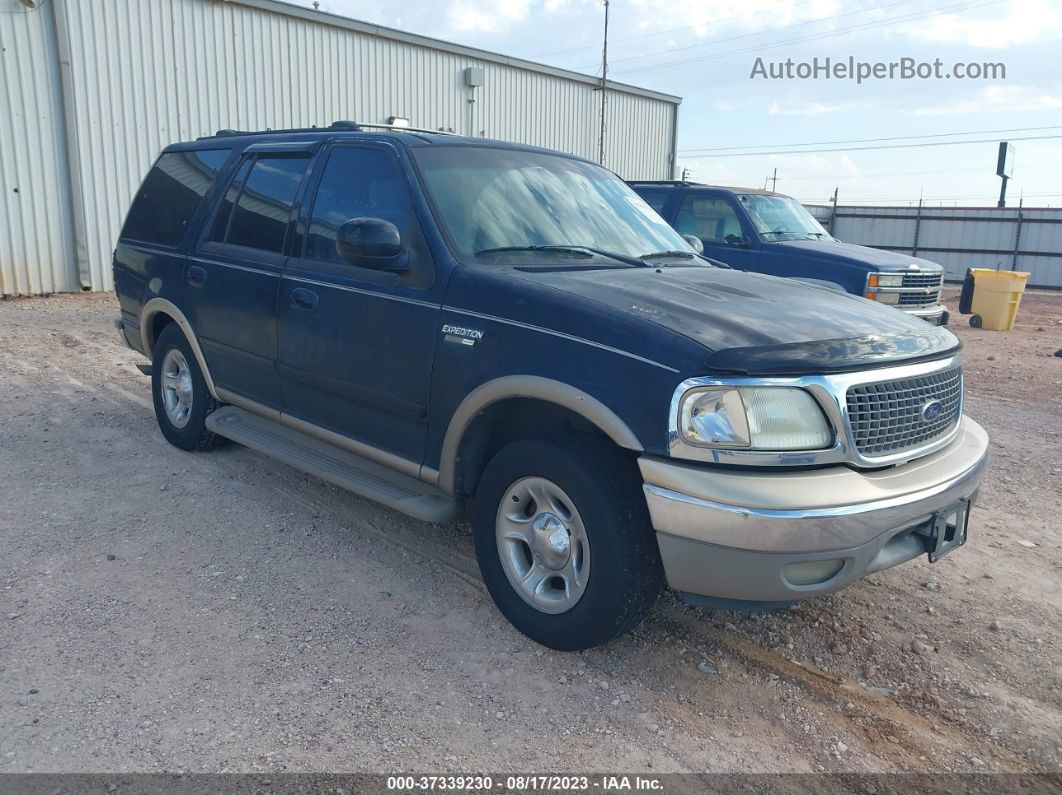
[641,416,988,604]
[905,304,949,326]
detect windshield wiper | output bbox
[475,244,646,267]
[475,245,593,258]
[640,250,696,260]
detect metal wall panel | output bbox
[0,0,77,296]
[44,0,676,292]
[806,204,1062,288]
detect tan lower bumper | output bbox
[640,417,989,602]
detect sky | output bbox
[291,0,1062,207]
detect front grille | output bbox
[898,272,943,308]
[901,272,943,288]
[846,366,962,456]
[898,291,939,307]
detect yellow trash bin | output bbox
[968,269,1029,331]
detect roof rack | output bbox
[627,179,705,187]
[201,120,456,140]
[356,122,457,136]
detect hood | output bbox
[768,238,943,272]
[513,265,959,375]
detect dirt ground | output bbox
[0,288,1059,776]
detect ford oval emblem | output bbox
[920,399,945,422]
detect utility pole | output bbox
[828,187,838,235]
[597,0,610,165]
[770,167,777,192]
[996,141,1014,208]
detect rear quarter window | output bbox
[121,149,230,246]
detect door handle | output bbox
[289,287,319,312]
[186,265,207,287]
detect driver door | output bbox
[673,192,759,269]
[276,143,443,466]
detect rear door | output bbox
[190,144,314,409]
[672,192,759,269]
[277,143,443,466]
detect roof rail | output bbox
[202,122,355,139]
[355,122,457,136]
[627,179,704,187]
[200,120,456,140]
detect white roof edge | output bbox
[218,0,683,105]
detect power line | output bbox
[613,0,999,76]
[680,133,1062,158]
[774,161,1056,180]
[821,192,1062,202]
[572,0,918,71]
[679,125,1062,155]
[530,0,824,58]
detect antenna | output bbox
[597,0,610,165]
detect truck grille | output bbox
[898,272,943,308]
[846,366,962,457]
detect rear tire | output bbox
[472,435,663,651]
[151,324,223,452]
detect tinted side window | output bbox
[224,156,310,254]
[304,148,411,265]
[674,195,743,243]
[633,188,669,214]
[121,149,230,246]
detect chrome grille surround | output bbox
[846,366,962,456]
[668,355,964,468]
[870,271,943,309]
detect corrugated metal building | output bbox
[806,204,1062,289]
[0,0,681,296]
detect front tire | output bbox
[151,324,223,451]
[472,436,663,651]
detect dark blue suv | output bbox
[114,123,986,650]
[630,181,948,326]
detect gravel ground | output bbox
[0,288,1059,775]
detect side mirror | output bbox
[336,217,408,272]
[681,234,704,255]
[724,233,750,247]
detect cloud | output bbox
[629,0,843,39]
[447,0,535,32]
[906,85,1062,116]
[767,100,865,116]
[902,0,1062,48]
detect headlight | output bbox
[871,291,900,305]
[868,273,904,288]
[678,387,832,450]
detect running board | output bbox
[206,406,460,524]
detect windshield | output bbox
[412,146,696,262]
[737,194,832,241]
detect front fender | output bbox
[433,375,643,494]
